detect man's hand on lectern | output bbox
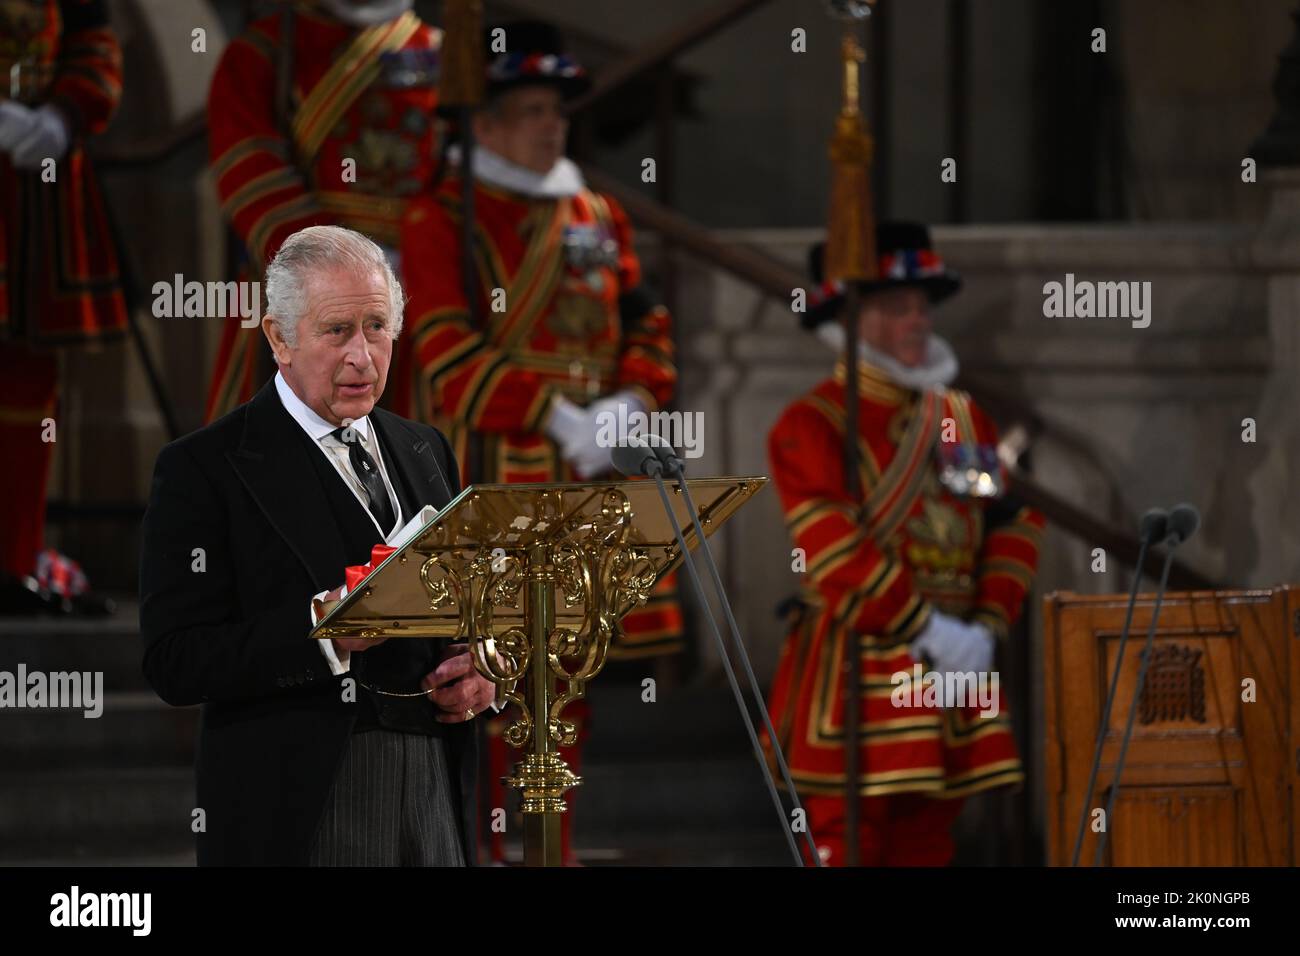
[423,643,497,722]
[317,584,390,655]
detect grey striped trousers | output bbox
[307,728,466,866]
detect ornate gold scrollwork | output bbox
[487,552,524,609]
[420,552,460,608]
[553,541,589,608]
[544,539,601,746]
[422,545,534,741]
[468,552,526,675]
[606,544,658,611]
[492,625,534,748]
[591,487,634,547]
[539,496,661,746]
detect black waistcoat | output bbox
[297,423,445,737]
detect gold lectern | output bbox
[310,477,766,866]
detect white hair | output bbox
[264,225,405,347]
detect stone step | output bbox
[1,692,197,770]
[571,756,780,832]
[0,600,150,694]
[0,766,195,863]
[582,677,771,760]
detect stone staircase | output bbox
[0,600,197,864]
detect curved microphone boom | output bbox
[1093,501,1199,866]
[612,436,822,865]
[1070,506,1168,866]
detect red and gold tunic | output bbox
[763,360,1045,798]
[204,6,443,420]
[393,174,681,658]
[0,0,125,344]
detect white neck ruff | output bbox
[814,323,960,390]
[447,144,585,198]
[317,0,413,27]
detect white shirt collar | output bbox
[274,370,372,444]
[446,144,585,198]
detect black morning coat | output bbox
[139,378,475,865]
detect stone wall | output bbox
[507,0,1290,224]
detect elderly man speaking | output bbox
[141,225,495,866]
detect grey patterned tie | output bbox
[331,426,396,533]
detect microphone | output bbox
[1138,508,1168,544]
[644,432,684,478]
[611,435,663,478]
[1165,503,1199,546]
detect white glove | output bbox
[9,103,70,169]
[584,389,648,433]
[910,611,995,677]
[578,389,652,477]
[569,443,613,480]
[0,101,38,152]
[577,390,651,477]
[543,394,588,446]
[544,395,611,479]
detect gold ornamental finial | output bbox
[840,30,864,117]
[823,0,877,285]
[439,0,486,108]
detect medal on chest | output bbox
[935,441,1003,498]
[376,47,440,89]
[548,223,619,343]
[561,222,619,276]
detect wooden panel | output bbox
[1108,786,1240,867]
[1043,589,1291,866]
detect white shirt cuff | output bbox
[310,588,351,675]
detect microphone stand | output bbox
[650,444,823,866]
[1093,539,1181,866]
[634,447,820,866]
[1069,515,1162,866]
